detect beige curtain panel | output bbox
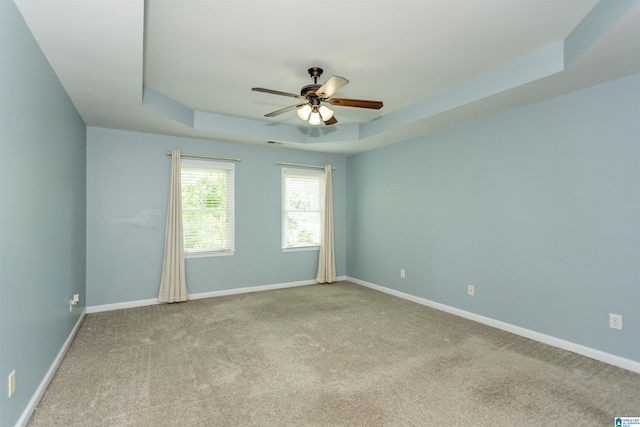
[316,165,336,283]
[158,150,189,303]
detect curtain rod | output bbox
[276,161,335,170]
[166,151,241,162]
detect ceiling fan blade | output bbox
[265,103,306,117]
[323,116,338,126]
[315,75,349,98]
[252,87,306,100]
[328,98,383,109]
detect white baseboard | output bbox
[16,309,87,427]
[86,276,348,313]
[189,279,317,301]
[347,276,640,374]
[87,297,158,313]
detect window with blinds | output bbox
[181,159,234,257]
[282,168,325,250]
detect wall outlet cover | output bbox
[609,313,623,330]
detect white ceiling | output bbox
[13,0,640,155]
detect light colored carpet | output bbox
[28,281,639,426]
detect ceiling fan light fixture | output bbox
[253,66,383,126]
[297,104,312,120]
[318,105,334,121]
[308,110,322,125]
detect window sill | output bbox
[185,250,235,259]
[282,246,320,253]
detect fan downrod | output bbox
[308,67,323,83]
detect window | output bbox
[181,159,234,257]
[282,168,324,251]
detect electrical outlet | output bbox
[400,269,405,279]
[70,294,80,312]
[8,370,15,398]
[467,285,475,296]
[609,313,623,330]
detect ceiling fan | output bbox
[252,67,383,126]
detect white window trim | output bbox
[182,159,235,258]
[184,249,236,259]
[281,167,324,252]
[282,245,320,253]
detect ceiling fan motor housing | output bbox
[301,84,323,104]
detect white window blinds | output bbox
[282,168,324,249]
[181,159,235,256]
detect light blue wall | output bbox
[347,73,640,362]
[0,0,87,425]
[86,128,347,306]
